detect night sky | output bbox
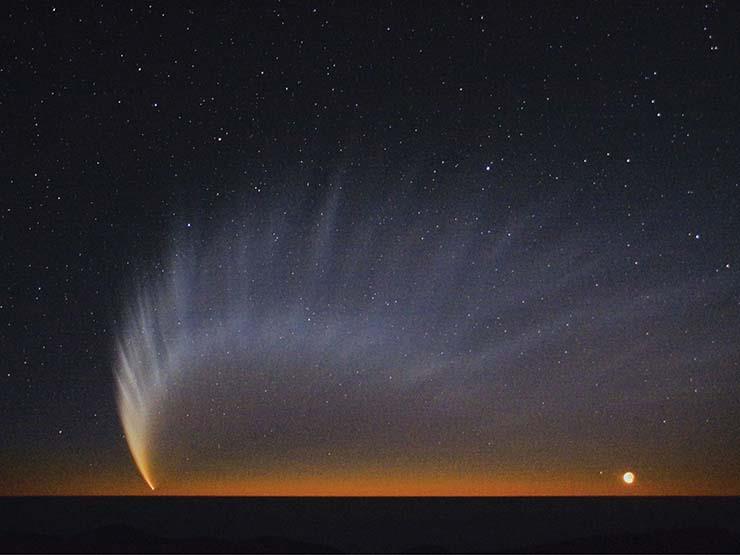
[1,2,739,496]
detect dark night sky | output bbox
[1,1,739,495]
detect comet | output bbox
[113,188,521,490]
[115,291,172,491]
[112,186,670,492]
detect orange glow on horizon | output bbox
[4,464,736,497]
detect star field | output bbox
[0,2,738,495]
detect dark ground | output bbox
[0,497,738,553]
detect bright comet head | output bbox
[622,471,635,485]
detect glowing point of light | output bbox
[623,471,635,485]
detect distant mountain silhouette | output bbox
[517,526,740,554]
[403,543,451,553]
[0,524,342,553]
[4,524,740,553]
[1,497,739,553]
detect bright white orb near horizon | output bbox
[623,471,635,485]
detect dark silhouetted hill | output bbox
[1,497,738,553]
[0,524,342,553]
[517,526,740,553]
